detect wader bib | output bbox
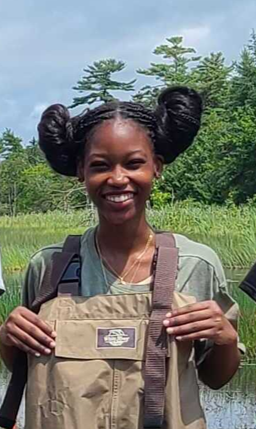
[1,233,207,429]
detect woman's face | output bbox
[80,118,162,226]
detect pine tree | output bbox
[192,53,233,109]
[134,36,200,106]
[70,59,136,108]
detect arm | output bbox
[198,338,240,389]
[0,256,56,371]
[0,331,18,371]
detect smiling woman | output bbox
[0,87,243,429]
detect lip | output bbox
[102,190,136,198]
[102,192,136,210]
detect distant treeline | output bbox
[1,32,256,215]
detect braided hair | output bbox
[38,86,203,176]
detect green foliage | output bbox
[0,137,87,215]
[150,179,171,208]
[191,52,233,109]
[1,206,256,357]
[134,36,200,106]
[2,31,256,210]
[137,36,200,86]
[231,30,256,109]
[0,129,23,160]
[70,59,136,108]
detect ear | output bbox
[153,155,163,179]
[77,161,85,183]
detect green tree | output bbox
[134,36,200,106]
[70,59,136,108]
[138,36,200,86]
[0,129,23,160]
[231,30,256,108]
[192,53,233,109]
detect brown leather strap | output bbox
[31,235,81,311]
[0,351,27,429]
[144,232,178,428]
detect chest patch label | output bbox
[97,327,136,348]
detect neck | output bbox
[97,213,153,254]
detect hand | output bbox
[163,300,238,346]
[0,306,56,357]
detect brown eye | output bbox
[127,159,146,169]
[90,161,109,170]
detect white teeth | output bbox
[105,193,134,203]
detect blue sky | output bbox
[1,0,256,143]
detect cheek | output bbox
[135,171,155,194]
[84,172,99,196]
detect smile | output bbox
[104,193,134,203]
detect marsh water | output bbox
[0,270,255,429]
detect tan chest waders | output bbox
[0,233,206,429]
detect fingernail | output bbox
[49,341,56,348]
[44,348,51,354]
[35,352,41,357]
[176,336,182,341]
[166,312,172,318]
[167,328,174,334]
[163,320,169,326]
[51,331,57,338]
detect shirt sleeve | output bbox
[22,244,63,308]
[22,259,40,308]
[195,252,245,367]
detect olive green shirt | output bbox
[22,227,235,308]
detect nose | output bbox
[107,166,129,187]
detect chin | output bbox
[102,209,139,226]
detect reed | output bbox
[0,203,256,357]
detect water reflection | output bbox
[201,365,256,429]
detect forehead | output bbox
[87,118,153,154]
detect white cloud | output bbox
[29,103,48,119]
[181,26,211,47]
[1,0,256,142]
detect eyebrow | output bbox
[88,149,146,159]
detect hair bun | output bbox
[38,104,78,176]
[154,86,203,164]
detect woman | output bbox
[0,87,241,428]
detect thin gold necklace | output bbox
[98,248,145,291]
[96,232,153,285]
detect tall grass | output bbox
[1,203,256,272]
[0,273,23,325]
[147,202,256,268]
[1,203,256,357]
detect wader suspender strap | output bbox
[0,235,81,429]
[0,351,27,429]
[32,235,81,312]
[144,232,178,428]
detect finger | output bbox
[166,319,215,336]
[19,308,56,338]
[175,328,217,342]
[163,309,213,327]
[7,325,53,355]
[166,301,211,318]
[15,317,56,348]
[6,333,43,357]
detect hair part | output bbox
[38,86,203,176]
